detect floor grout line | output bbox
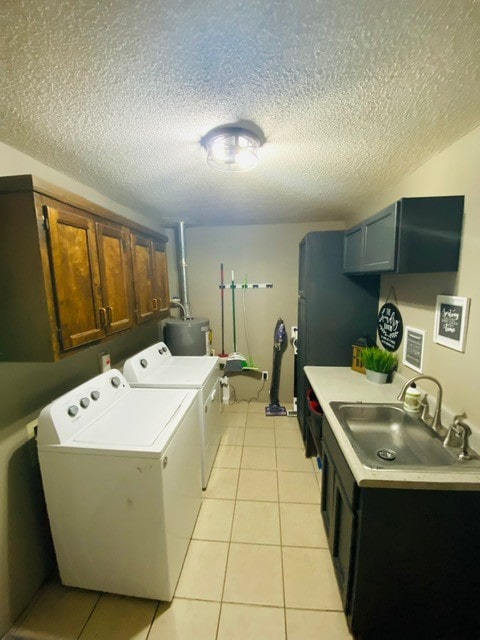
[75,590,102,640]
[10,415,345,640]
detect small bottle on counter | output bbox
[403,382,422,413]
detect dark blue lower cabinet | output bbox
[321,437,356,611]
[321,416,480,640]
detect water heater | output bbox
[163,317,210,356]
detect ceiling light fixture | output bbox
[201,126,262,172]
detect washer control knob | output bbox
[80,397,90,409]
[91,390,100,401]
[111,376,121,388]
[68,405,79,417]
[140,358,148,368]
[162,347,168,353]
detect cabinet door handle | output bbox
[152,298,159,311]
[99,307,107,326]
[106,306,113,323]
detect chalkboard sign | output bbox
[434,295,470,352]
[403,326,425,373]
[377,303,403,352]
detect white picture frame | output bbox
[434,295,470,352]
[402,326,425,373]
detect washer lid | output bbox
[72,388,193,450]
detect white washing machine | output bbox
[123,342,222,489]
[37,369,202,601]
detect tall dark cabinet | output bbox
[297,232,379,453]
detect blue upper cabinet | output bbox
[343,224,364,274]
[363,203,398,272]
[343,196,464,275]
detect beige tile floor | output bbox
[5,402,353,640]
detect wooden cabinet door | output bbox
[96,222,134,334]
[130,233,155,323]
[152,240,170,315]
[45,206,104,350]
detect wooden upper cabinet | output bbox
[131,233,156,323]
[0,175,169,361]
[131,233,170,323]
[152,239,170,313]
[45,206,104,350]
[96,221,134,334]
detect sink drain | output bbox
[377,449,397,461]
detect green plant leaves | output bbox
[360,346,398,373]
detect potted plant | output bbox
[360,346,398,384]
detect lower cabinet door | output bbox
[320,441,335,549]
[321,438,356,610]
[331,477,356,610]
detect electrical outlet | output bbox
[99,352,111,372]
[262,370,269,381]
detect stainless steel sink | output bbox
[329,402,480,470]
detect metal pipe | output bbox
[175,221,192,319]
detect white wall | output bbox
[348,125,480,428]
[0,143,164,233]
[186,221,342,405]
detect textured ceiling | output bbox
[1,0,480,226]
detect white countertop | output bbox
[304,366,480,491]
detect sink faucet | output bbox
[443,416,472,460]
[397,375,443,433]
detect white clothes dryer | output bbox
[123,342,222,489]
[37,369,202,601]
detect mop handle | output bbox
[231,270,237,353]
[220,263,225,355]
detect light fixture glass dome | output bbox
[202,126,261,172]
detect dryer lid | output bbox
[123,341,218,387]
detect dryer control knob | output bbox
[111,376,121,388]
[91,390,100,401]
[80,397,90,409]
[68,405,79,417]
[140,358,148,368]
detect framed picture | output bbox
[434,295,470,352]
[403,326,425,373]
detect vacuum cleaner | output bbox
[265,318,288,416]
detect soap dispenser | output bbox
[403,382,421,413]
